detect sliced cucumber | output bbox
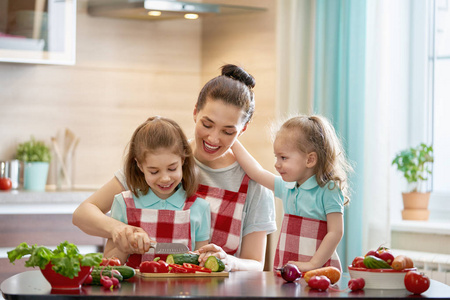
[204,256,225,272]
[166,253,200,265]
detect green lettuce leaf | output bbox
[7,241,103,278]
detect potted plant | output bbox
[16,136,52,191]
[392,143,434,220]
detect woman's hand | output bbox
[111,224,151,254]
[197,244,231,271]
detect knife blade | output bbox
[147,242,189,254]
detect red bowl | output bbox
[40,263,93,290]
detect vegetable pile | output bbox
[7,241,102,279]
[351,246,415,271]
[139,254,225,274]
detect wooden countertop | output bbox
[2,270,450,299]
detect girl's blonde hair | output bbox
[278,114,353,205]
[125,116,198,198]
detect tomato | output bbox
[0,177,12,191]
[100,257,121,266]
[183,263,212,273]
[404,271,430,295]
[351,256,366,268]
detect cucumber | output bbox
[92,265,135,280]
[166,253,200,265]
[111,266,136,279]
[363,255,392,269]
[204,256,225,272]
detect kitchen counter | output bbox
[0,190,104,285]
[0,190,94,214]
[2,270,450,299]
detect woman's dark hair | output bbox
[125,116,198,197]
[196,64,256,124]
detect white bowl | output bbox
[348,266,416,289]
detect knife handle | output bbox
[149,241,157,249]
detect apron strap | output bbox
[238,174,250,194]
[183,195,197,210]
[123,191,136,208]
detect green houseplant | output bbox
[16,136,52,191]
[392,143,433,220]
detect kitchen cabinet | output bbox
[0,190,104,284]
[0,0,76,65]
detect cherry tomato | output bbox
[100,257,121,266]
[308,275,330,291]
[351,256,366,268]
[404,271,430,295]
[0,178,12,191]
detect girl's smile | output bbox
[137,149,183,199]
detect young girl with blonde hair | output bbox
[104,116,211,267]
[232,114,353,272]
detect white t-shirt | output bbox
[115,159,277,254]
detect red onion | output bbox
[279,263,302,282]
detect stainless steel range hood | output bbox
[87,0,266,21]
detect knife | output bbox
[147,242,189,254]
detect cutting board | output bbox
[138,270,229,278]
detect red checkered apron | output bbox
[195,175,249,255]
[122,191,196,268]
[273,214,341,271]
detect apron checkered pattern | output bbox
[122,191,196,268]
[195,175,249,255]
[273,214,341,271]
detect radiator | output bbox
[392,249,450,285]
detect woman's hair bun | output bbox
[221,64,255,89]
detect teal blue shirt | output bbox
[274,175,344,221]
[111,184,211,250]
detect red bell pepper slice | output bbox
[169,264,196,273]
[182,263,212,273]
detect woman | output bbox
[72,64,276,271]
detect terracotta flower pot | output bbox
[401,192,431,221]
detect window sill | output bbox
[391,220,450,235]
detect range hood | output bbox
[87,0,266,21]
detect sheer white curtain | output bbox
[276,0,420,257]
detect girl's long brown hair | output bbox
[124,116,198,198]
[279,115,353,205]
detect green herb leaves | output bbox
[7,241,103,279]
